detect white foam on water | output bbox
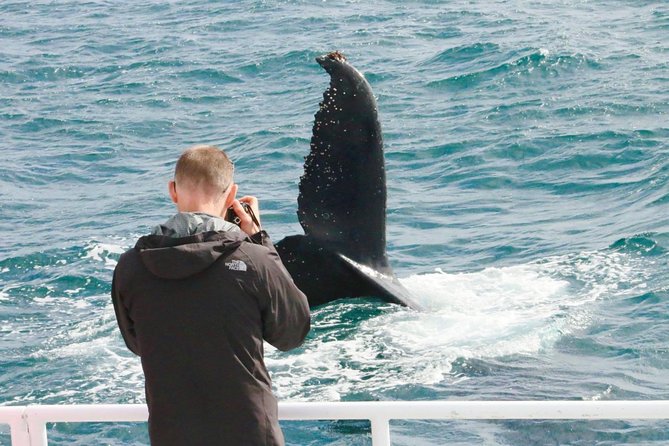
[83,241,127,268]
[32,294,92,311]
[268,248,649,401]
[22,297,146,403]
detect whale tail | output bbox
[276,52,421,310]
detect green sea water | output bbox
[1,1,668,444]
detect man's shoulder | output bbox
[119,244,140,260]
[226,236,280,276]
[114,245,141,273]
[237,234,276,260]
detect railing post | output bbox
[370,417,391,446]
[9,409,30,446]
[25,407,49,446]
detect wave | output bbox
[610,233,668,257]
[237,49,324,77]
[415,26,462,40]
[423,42,500,65]
[177,68,243,84]
[427,49,602,90]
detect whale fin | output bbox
[299,51,388,267]
[276,52,421,310]
[337,254,423,309]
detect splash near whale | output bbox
[276,51,422,310]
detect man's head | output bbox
[168,145,237,217]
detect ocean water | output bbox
[1,0,668,444]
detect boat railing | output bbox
[1,400,669,446]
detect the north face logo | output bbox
[225,260,247,272]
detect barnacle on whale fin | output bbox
[327,51,347,62]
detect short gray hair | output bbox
[174,145,234,196]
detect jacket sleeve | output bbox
[111,261,141,356]
[250,231,311,351]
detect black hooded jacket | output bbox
[111,226,310,446]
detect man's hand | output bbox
[231,196,261,236]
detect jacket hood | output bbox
[136,213,248,279]
[151,212,241,238]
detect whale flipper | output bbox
[276,51,421,310]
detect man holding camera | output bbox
[111,145,310,446]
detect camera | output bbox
[226,202,252,226]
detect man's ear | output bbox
[168,180,178,204]
[224,184,238,209]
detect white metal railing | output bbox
[2,401,669,446]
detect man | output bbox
[111,145,310,445]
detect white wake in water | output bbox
[268,249,648,401]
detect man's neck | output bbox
[177,203,224,218]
